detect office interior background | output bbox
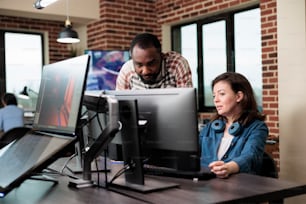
[0,0,305,202]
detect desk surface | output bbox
[1,157,306,204]
[108,173,306,204]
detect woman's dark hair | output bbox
[211,72,266,125]
[2,93,18,106]
[130,33,161,53]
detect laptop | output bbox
[0,54,90,197]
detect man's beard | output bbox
[138,73,160,85]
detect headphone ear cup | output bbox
[211,119,225,132]
[228,122,241,136]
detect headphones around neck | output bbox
[211,119,242,136]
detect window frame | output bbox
[171,5,259,112]
[0,29,45,97]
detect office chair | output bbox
[259,153,282,204]
[259,151,278,178]
[0,127,31,149]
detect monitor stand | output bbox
[109,100,179,193]
[65,155,110,174]
[111,176,179,193]
[65,142,110,174]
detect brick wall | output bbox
[87,0,159,50]
[260,0,279,169]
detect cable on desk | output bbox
[60,152,77,174]
[108,163,132,185]
[37,166,80,181]
[93,157,100,186]
[103,149,108,188]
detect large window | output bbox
[0,31,44,111]
[172,7,262,111]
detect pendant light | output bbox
[57,0,80,44]
[33,0,59,9]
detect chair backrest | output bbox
[0,127,31,149]
[259,151,278,178]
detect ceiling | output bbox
[0,0,100,25]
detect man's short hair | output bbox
[130,33,161,53]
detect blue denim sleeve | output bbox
[231,120,269,174]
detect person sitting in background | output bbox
[199,72,268,178]
[0,93,24,134]
[116,33,193,90]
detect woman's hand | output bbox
[209,161,239,178]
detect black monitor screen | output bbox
[85,50,130,90]
[33,55,90,136]
[105,88,200,172]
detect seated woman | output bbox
[0,93,24,135]
[199,72,268,178]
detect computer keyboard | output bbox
[143,165,215,180]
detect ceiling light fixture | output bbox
[57,0,80,44]
[33,0,59,9]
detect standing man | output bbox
[116,33,193,90]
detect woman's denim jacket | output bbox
[199,119,269,174]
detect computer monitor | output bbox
[32,54,90,136]
[84,50,130,91]
[105,88,200,172]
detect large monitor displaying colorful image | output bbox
[85,50,130,90]
[33,54,90,135]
